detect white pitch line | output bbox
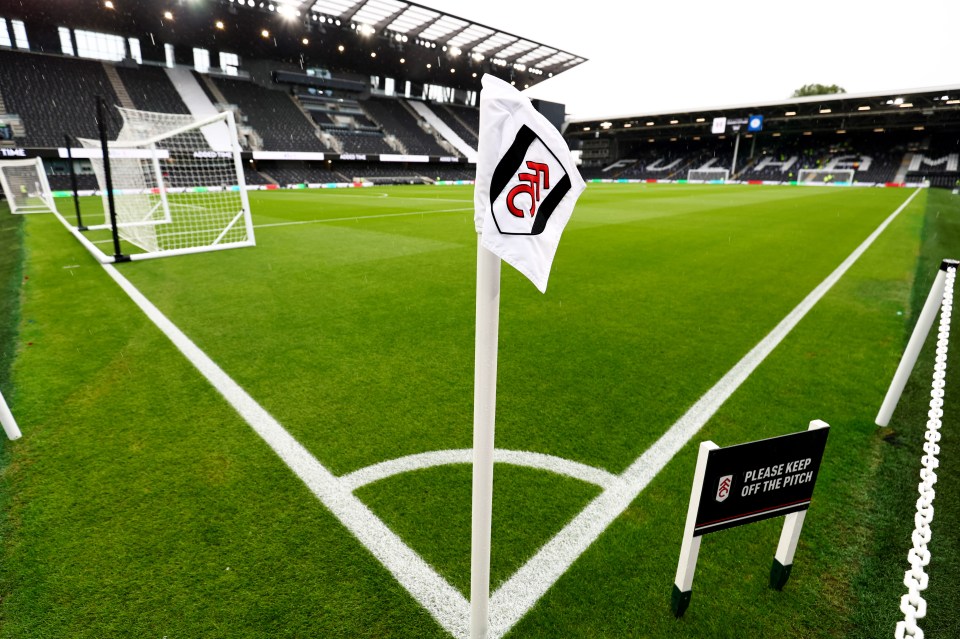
[254,206,473,229]
[485,187,923,638]
[98,263,471,639]
[340,448,619,492]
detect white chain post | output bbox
[894,266,954,639]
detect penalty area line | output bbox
[254,206,473,229]
[485,187,924,639]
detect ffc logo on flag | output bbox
[475,74,585,293]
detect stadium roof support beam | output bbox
[504,44,540,64]
[374,6,410,32]
[406,14,442,38]
[441,24,472,47]
[338,1,367,24]
[484,37,520,59]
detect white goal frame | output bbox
[796,168,855,185]
[66,108,254,263]
[686,168,729,183]
[0,158,56,214]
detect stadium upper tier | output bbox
[0,49,475,156]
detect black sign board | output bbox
[693,427,829,536]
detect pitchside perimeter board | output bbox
[672,420,830,618]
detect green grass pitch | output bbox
[1,183,957,637]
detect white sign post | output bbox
[673,420,829,617]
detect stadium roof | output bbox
[566,84,960,139]
[2,0,586,93]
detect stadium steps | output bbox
[198,74,230,107]
[399,99,459,156]
[286,94,333,151]
[445,104,479,139]
[101,63,136,110]
[257,171,279,185]
[894,153,915,184]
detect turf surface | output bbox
[0,183,956,637]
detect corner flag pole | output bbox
[470,237,501,639]
[0,388,22,440]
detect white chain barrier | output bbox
[895,266,955,639]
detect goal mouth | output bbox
[796,169,855,185]
[72,107,255,262]
[0,158,57,215]
[686,168,730,183]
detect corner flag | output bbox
[474,74,585,293]
[469,75,585,639]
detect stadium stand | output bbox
[115,65,190,115]
[206,75,329,152]
[0,50,122,147]
[362,98,452,156]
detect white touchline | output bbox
[484,187,923,639]
[98,262,471,639]
[94,186,921,639]
[254,206,473,229]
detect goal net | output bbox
[687,168,729,183]
[0,158,56,214]
[77,107,253,261]
[797,168,855,185]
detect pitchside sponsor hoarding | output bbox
[693,428,829,536]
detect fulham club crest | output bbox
[716,475,732,502]
[488,124,572,236]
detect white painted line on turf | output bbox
[484,187,923,638]
[98,263,471,639]
[92,187,922,639]
[254,206,473,229]
[340,448,619,492]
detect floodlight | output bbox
[472,72,476,77]
[399,57,405,63]
[426,63,431,68]
[371,51,376,57]
[301,37,308,44]
[163,10,173,19]
[104,1,115,8]
[261,29,270,37]
[338,44,344,52]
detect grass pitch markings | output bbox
[340,449,619,492]
[97,261,472,639]
[484,187,923,638]
[79,186,920,638]
[254,206,473,229]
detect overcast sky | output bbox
[424,0,960,120]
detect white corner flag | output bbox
[474,74,585,293]
[469,74,585,639]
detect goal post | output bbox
[72,106,254,262]
[0,157,56,214]
[686,168,729,183]
[796,169,855,185]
